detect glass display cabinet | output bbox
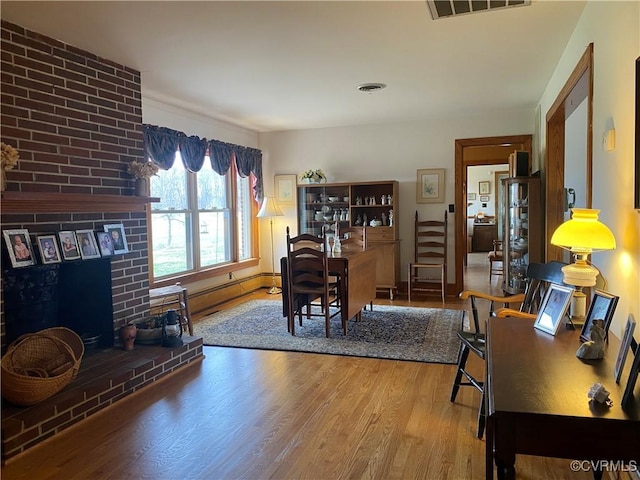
[501,176,542,294]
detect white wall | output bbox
[537,1,640,338]
[259,109,533,280]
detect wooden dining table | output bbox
[281,245,377,327]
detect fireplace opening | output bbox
[3,257,114,350]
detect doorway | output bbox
[453,135,533,294]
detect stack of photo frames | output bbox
[3,223,129,268]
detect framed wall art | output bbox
[275,174,297,205]
[480,195,490,202]
[3,229,35,268]
[104,224,128,254]
[579,290,619,342]
[76,230,101,260]
[533,283,574,336]
[416,168,445,204]
[467,193,477,201]
[36,234,62,264]
[479,181,491,195]
[58,231,81,261]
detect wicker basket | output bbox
[43,327,85,379]
[1,328,84,407]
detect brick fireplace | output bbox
[0,21,205,462]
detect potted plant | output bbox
[134,315,164,344]
[1,142,19,191]
[299,169,327,184]
[127,160,159,196]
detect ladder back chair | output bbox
[285,226,342,337]
[450,261,568,439]
[339,226,366,249]
[408,210,448,303]
[487,240,504,281]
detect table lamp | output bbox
[550,208,616,320]
[257,196,284,294]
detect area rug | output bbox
[197,300,463,364]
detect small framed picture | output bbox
[3,229,35,268]
[96,232,115,257]
[480,195,490,202]
[416,168,445,204]
[615,315,636,384]
[479,181,491,195]
[580,290,619,342]
[76,230,101,260]
[533,283,574,336]
[104,223,128,254]
[58,231,81,260]
[621,343,640,409]
[36,234,62,264]
[275,174,297,205]
[467,193,477,201]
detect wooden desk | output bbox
[486,318,640,480]
[281,246,377,328]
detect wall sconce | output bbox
[550,208,616,321]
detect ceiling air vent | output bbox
[356,83,387,93]
[426,0,531,20]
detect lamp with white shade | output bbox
[257,196,284,294]
[550,208,616,321]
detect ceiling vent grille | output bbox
[426,0,531,20]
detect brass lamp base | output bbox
[268,286,282,295]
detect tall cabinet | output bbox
[297,180,400,299]
[501,176,542,294]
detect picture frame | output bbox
[76,230,101,260]
[579,290,619,342]
[416,168,445,204]
[275,174,297,205]
[104,223,128,254]
[58,231,81,260]
[621,342,640,409]
[615,315,636,384]
[478,181,491,195]
[36,234,62,264]
[480,195,490,202]
[96,232,115,256]
[533,283,574,336]
[467,193,476,201]
[3,229,35,268]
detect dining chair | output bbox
[339,226,366,249]
[450,261,568,439]
[408,210,448,303]
[285,226,342,337]
[487,240,503,281]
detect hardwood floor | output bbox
[1,254,591,479]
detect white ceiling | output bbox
[1,1,586,133]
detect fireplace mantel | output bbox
[1,192,159,214]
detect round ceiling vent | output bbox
[356,83,387,93]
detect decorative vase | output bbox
[134,177,149,196]
[120,322,137,351]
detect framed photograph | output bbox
[479,181,491,195]
[96,232,115,256]
[480,195,490,202]
[275,174,297,205]
[58,231,81,260]
[3,229,35,268]
[36,234,62,264]
[615,315,636,384]
[621,344,640,409]
[579,290,619,342]
[467,193,477,201]
[104,223,128,254]
[416,168,445,204]
[533,283,574,336]
[76,230,101,259]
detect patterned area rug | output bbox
[197,300,463,364]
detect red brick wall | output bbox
[1,20,150,348]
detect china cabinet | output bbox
[296,180,399,298]
[501,176,542,294]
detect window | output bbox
[150,152,256,281]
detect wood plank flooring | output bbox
[1,254,592,479]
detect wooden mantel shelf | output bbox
[1,191,160,214]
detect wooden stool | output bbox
[149,283,193,336]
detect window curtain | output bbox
[143,124,263,202]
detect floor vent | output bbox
[426,0,531,20]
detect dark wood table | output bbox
[486,317,640,480]
[281,246,377,327]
